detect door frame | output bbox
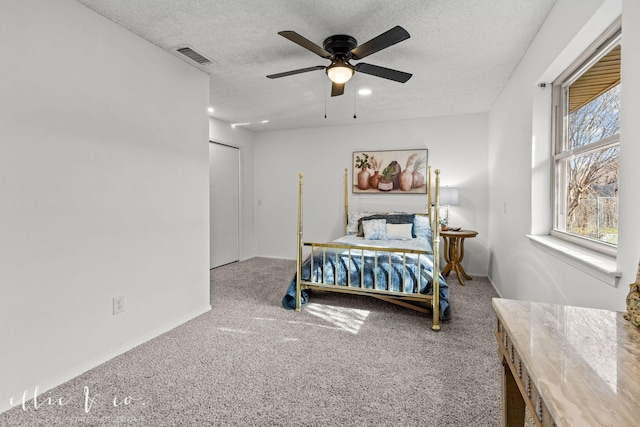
[209,140,241,268]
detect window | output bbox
[552,26,621,254]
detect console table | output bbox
[493,298,640,426]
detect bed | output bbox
[282,167,449,331]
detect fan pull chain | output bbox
[324,85,327,118]
[353,90,357,119]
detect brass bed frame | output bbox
[295,167,443,331]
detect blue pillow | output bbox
[413,215,432,240]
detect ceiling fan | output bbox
[267,26,412,97]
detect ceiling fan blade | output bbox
[349,26,410,60]
[267,65,326,79]
[278,31,333,59]
[354,63,412,83]
[331,82,345,97]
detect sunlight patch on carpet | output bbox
[305,303,370,334]
[253,316,343,332]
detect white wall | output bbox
[488,0,638,311]
[618,0,640,309]
[0,0,210,410]
[209,118,256,261]
[253,114,490,276]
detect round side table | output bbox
[440,229,478,285]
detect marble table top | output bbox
[492,298,640,427]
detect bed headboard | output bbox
[343,166,438,235]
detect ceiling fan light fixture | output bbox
[327,63,354,84]
[268,27,412,96]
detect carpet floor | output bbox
[0,257,503,426]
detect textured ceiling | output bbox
[76,0,557,132]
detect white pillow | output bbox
[363,219,387,240]
[386,223,413,240]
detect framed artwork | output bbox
[353,149,428,194]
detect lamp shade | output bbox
[327,65,353,83]
[439,187,459,206]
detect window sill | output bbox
[526,235,621,287]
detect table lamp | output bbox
[439,187,459,228]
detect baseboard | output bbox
[485,275,502,298]
[0,304,211,414]
[253,255,296,261]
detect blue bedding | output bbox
[282,245,451,320]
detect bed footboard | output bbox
[294,169,444,331]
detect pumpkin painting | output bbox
[352,150,427,194]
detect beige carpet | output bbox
[0,257,503,426]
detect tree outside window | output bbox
[565,84,620,244]
[554,35,620,249]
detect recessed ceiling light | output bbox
[207,107,215,114]
[261,120,269,124]
[358,88,372,96]
[231,122,250,128]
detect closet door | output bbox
[209,142,240,268]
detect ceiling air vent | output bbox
[175,46,212,65]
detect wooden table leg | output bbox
[502,356,525,427]
[442,236,453,276]
[458,237,473,280]
[450,238,463,284]
[444,237,473,285]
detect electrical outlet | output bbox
[113,296,125,315]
